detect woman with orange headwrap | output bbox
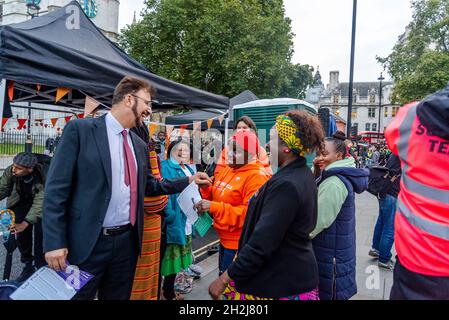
[214,116,272,177]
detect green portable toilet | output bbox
[232,98,318,169]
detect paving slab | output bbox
[186,192,395,300]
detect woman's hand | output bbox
[313,156,322,167]
[313,156,324,174]
[194,200,211,215]
[209,272,231,300]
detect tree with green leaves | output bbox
[378,0,449,105]
[119,0,312,98]
[279,63,314,99]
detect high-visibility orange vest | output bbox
[385,102,449,277]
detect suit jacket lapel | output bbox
[93,115,112,189]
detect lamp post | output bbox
[25,104,32,153]
[377,72,385,135]
[346,0,357,139]
[24,0,41,152]
[26,0,41,19]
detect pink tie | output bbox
[121,130,137,226]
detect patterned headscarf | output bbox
[275,115,310,157]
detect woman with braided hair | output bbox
[208,110,324,300]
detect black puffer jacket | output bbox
[417,83,449,141]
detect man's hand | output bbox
[45,248,69,272]
[209,271,231,300]
[11,221,29,234]
[189,172,213,187]
[194,200,211,215]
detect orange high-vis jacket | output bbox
[201,161,270,250]
[385,102,449,276]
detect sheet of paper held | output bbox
[177,181,202,225]
[10,265,93,300]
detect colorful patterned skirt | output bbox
[223,281,320,301]
[130,213,162,300]
[161,235,193,277]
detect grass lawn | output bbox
[0,143,45,155]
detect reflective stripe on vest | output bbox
[397,199,449,241]
[403,174,449,205]
[397,103,449,239]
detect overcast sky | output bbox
[119,0,414,85]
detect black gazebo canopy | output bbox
[0,1,228,112]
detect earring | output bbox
[284,148,291,153]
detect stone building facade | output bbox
[306,70,401,135]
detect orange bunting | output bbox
[51,118,58,127]
[1,118,8,130]
[207,119,214,129]
[7,81,14,102]
[56,87,70,103]
[149,123,158,136]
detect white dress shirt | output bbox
[103,112,138,228]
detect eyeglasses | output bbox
[131,94,152,108]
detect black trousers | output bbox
[5,218,44,268]
[72,228,139,300]
[390,256,449,300]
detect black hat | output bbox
[13,152,38,169]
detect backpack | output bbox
[0,281,20,300]
[367,166,400,199]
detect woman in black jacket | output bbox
[208,110,325,300]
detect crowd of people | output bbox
[1,75,448,301]
[347,142,391,169]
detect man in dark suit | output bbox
[43,76,211,300]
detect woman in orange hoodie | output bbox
[214,116,272,176]
[195,131,270,275]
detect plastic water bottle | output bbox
[0,207,12,241]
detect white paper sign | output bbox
[177,181,202,224]
[10,265,93,300]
